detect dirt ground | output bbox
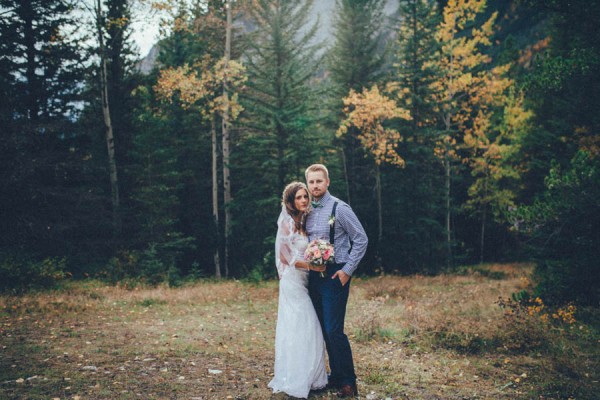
[1,263,598,399]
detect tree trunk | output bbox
[444,144,451,268]
[376,164,383,243]
[479,177,488,264]
[211,115,221,278]
[96,0,120,234]
[277,120,285,189]
[480,203,486,265]
[375,163,384,272]
[341,148,351,205]
[22,2,38,121]
[221,0,233,277]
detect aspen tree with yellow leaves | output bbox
[155,58,246,278]
[222,0,234,278]
[424,0,528,264]
[338,86,411,261]
[327,0,388,206]
[150,0,246,278]
[464,89,532,263]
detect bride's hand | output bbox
[295,261,311,270]
[310,264,326,273]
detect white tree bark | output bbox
[221,0,233,277]
[96,0,120,233]
[211,115,221,278]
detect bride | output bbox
[268,182,328,398]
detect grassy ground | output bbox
[0,263,598,399]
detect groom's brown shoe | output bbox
[336,383,358,398]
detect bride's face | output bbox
[294,188,309,212]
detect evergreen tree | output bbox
[243,0,322,188]
[235,0,323,276]
[0,0,83,121]
[519,0,600,198]
[127,81,197,283]
[513,0,600,304]
[328,0,387,97]
[514,151,600,306]
[103,0,139,210]
[386,0,447,272]
[326,0,388,255]
[0,0,93,264]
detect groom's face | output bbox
[306,171,329,200]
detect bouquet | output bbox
[304,239,335,277]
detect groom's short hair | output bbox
[305,164,329,180]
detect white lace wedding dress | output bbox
[268,210,327,398]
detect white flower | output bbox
[328,215,335,226]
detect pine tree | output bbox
[93,0,121,234]
[103,0,139,207]
[387,0,447,271]
[234,0,323,276]
[519,0,600,197]
[512,0,600,304]
[328,0,387,96]
[127,82,196,282]
[0,0,83,121]
[243,0,322,188]
[392,0,439,132]
[0,0,90,260]
[327,0,388,211]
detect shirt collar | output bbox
[313,191,331,207]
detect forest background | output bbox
[1,0,598,308]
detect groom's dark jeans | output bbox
[308,263,356,387]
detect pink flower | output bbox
[323,249,331,261]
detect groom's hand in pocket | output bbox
[332,270,350,286]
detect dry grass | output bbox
[0,264,598,400]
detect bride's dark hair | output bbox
[282,181,309,232]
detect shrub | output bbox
[103,234,195,286]
[244,249,277,284]
[105,250,139,283]
[0,255,68,292]
[496,294,578,351]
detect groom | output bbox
[305,164,368,398]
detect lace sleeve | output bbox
[274,208,298,279]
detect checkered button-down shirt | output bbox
[306,192,368,276]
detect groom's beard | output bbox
[310,189,326,199]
